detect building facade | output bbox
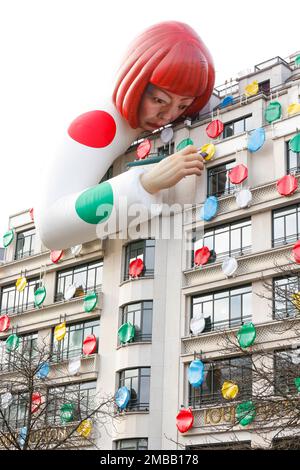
[1,52,300,450]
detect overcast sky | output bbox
[0,0,299,246]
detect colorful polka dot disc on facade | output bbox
[188,360,205,388]
[222,381,239,399]
[77,419,93,438]
[228,164,248,185]
[129,258,144,278]
[176,138,193,151]
[68,110,116,148]
[277,175,298,196]
[16,276,28,293]
[206,119,224,139]
[194,246,211,266]
[118,322,135,344]
[36,362,50,379]
[220,96,234,108]
[245,81,259,97]
[34,286,46,307]
[137,139,151,159]
[236,401,256,426]
[115,386,131,410]
[83,334,97,355]
[247,128,265,153]
[50,250,63,264]
[237,323,256,348]
[176,408,194,433]
[3,229,14,248]
[289,134,300,153]
[265,101,282,124]
[0,315,10,332]
[83,291,98,313]
[200,196,218,221]
[292,240,300,264]
[288,103,300,116]
[31,392,42,413]
[60,403,75,423]
[6,334,20,352]
[54,322,67,341]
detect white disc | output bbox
[64,284,76,301]
[235,189,252,209]
[190,316,205,335]
[1,392,13,410]
[160,127,174,143]
[71,245,82,256]
[68,357,81,375]
[222,257,238,277]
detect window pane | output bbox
[214,297,229,326]
[234,119,244,134]
[285,213,297,238]
[215,230,229,255]
[273,217,285,241]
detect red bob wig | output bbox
[113,21,215,129]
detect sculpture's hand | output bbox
[140,145,204,195]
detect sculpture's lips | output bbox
[146,122,161,129]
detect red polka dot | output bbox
[68,111,116,148]
[137,139,151,159]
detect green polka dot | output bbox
[75,182,114,225]
[176,138,194,151]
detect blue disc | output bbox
[247,127,265,153]
[200,196,218,221]
[36,362,50,379]
[220,96,234,108]
[188,359,205,388]
[115,386,131,410]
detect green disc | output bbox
[265,101,282,124]
[294,377,300,392]
[295,55,300,67]
[289,134,300,154]
[6,334,20,352]
[118,322,135,344]
[176,138,194,151]
[236,401,256,426]
[34,286,46,307]
[237,323,256,348]
[3,230,14,248]
[60,403,75,423]
[83,291,98,313]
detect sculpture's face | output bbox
[138,84,194,131]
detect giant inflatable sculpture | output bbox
[36,21,215,249]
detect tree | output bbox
[0,336,115,450]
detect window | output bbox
[55,260,103,302]
[47,381,96,425]
[119,301,153,343]
[287,141,300,175]
[186,441,252,450]
[223,115,252,139]
[258,80,270,95]
[191,286,252,332]
[157,142,174,157]
[193,219,251,266]
[14,229,36,260]
[207,161,236,197]
[99,165,113,183]
[273,276,300,320]
[189,356,252,408]
[123,240,155,281]
[272,204,300,247]
[0,332,38,373]
[0,390,29,431]
[51,319,100,363]
[0,278,39,315]
[118,368,150,411]
[116,438,148,450]
[274,350,300,395]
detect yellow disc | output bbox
[288,103,300,116]
[77,419,92,438]
[54,322,66,341]
[201,143,216,161]
[222,381,239,400]
[245,81,259,97]
[16,276,28,293]
[292,292,300,309]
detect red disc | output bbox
[68,110,116,148]
[29,208,34,221]
[83,334,97,355]
[176,408,194,433]
[293,240,300,264]
[129,258,144,277]
[137,139,151,159]
[277,175,298,196]
[206,119,224,139]
[50,250,63,264]
[228,164,248,184]
[31,392,42,413]
[0,315,10,332]
[194,246,211,266]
